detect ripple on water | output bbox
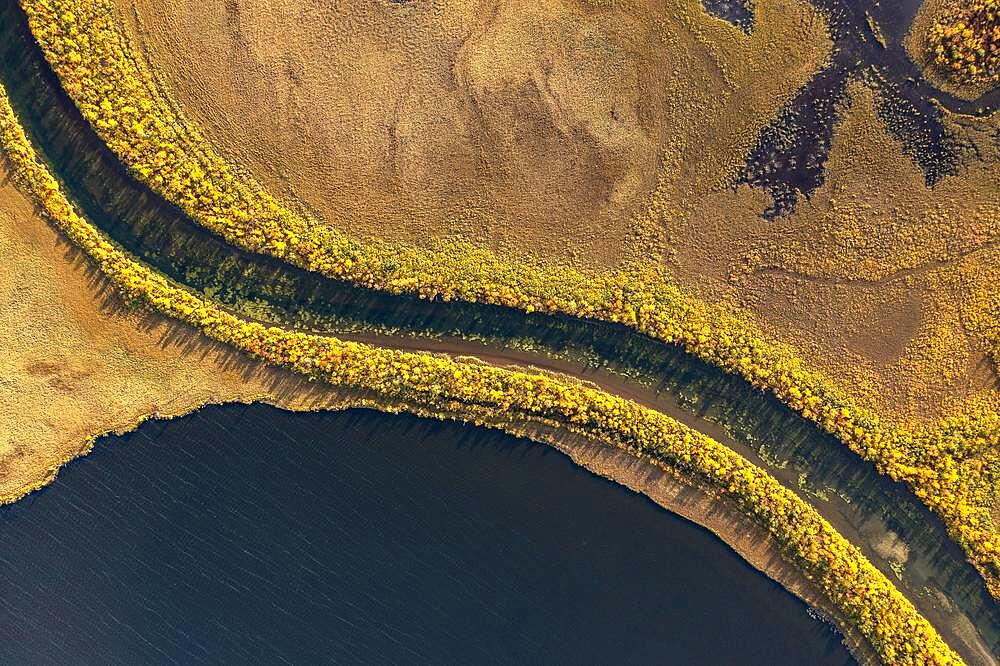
[0,405,855,664]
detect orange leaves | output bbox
[19,0,1000,609]
[0,77,969,663]
[927,0,999,86]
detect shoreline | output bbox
[0,4,990,658]
[903,0,999,104]
[0,393,877,665]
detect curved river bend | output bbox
[0,405,855,664]
[0,0,996,659]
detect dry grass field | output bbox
[122,0,829,268]
[698,83,1000,423]
[1,162,881,660]
[0,161,364,503]
[120,0,999,427]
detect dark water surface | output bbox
[0,0,995,650]
[740,0,998,217]
[0,405,854,664]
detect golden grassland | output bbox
[0,81,964,666]
[0,154,891,666]
[121,0,830,268]
[21,0,1000,596]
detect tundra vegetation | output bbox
[927,0,999,88]
[907,0,1000,99]
[0,80,965,665]
[19,0,1000,601]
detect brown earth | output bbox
[121,0,830,270]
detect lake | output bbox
[1,2,993,649]
[0,404,854,664]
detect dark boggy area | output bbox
[0,404,856,664]
[701,0,755,32]
[737,0,998,218]
[0,0,997,658]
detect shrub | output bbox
[927,0,1000,87]
[19,0,1000,597]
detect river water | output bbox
[0,2,996,663]
[0,405,854,664]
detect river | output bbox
[0,0,996,659]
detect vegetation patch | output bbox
[906,0,1000,100]
[927,0,999,89]
[18,0,1000,597]
[0,81,966,664]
